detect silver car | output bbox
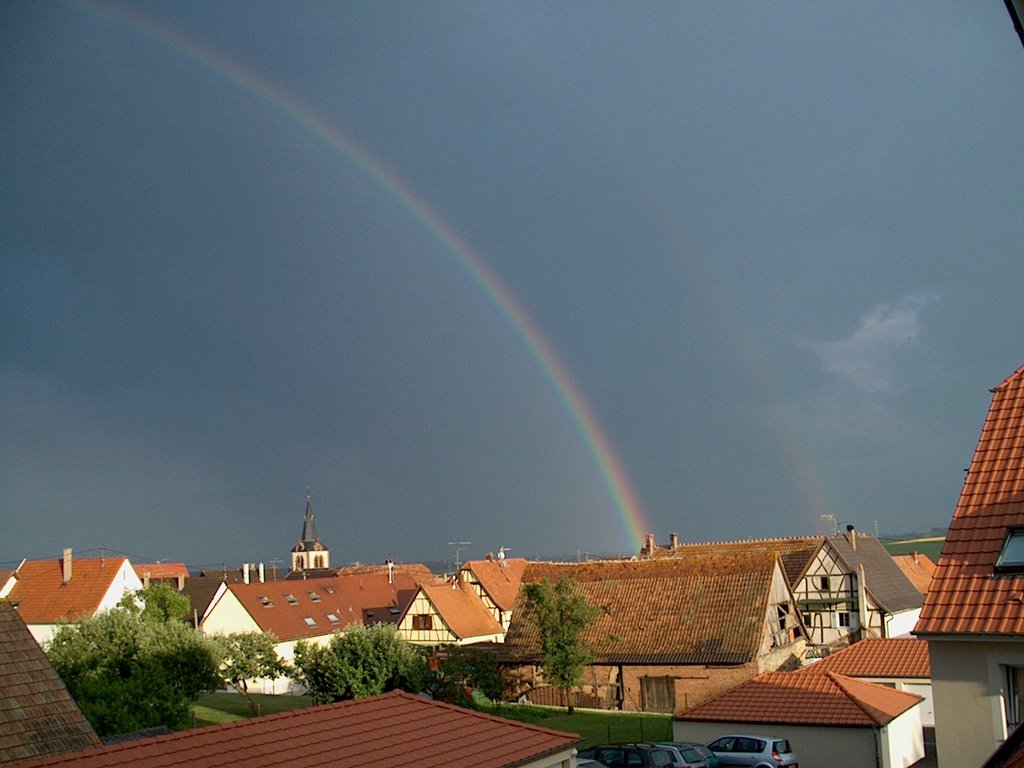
[705,735,797,767]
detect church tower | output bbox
[291,491,330,572]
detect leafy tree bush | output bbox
[119,582,192,623]
[47,609,222,737]
[210,631,288,714]
[424,645,509,707]
[293,623,426,704]
[519,577,598,713]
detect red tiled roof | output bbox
[917,365,1024,636]
[676,670,922,726]
[419,581,504,640]
[223,572,419,641]
[891,553,937,595]
[795,638,930,678]
[132,563,188,582]
[6,558,130,624]
[983,721,1024,768]
[504,555,783,665]
[463,557,527,611]
[0,601,100,765]
[10,690,580,768]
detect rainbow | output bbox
[75,0,652,552]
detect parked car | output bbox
[705,735,798,767]
[637,742,708,767]
[671,743,720,767]
[578,743,676,767]
[655,742,719,768]
[578,760,610,768]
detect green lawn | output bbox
[191,692,314,727]
[191,692,671,746]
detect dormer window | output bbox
[996,529,1024,573]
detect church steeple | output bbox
[291,490,330,572]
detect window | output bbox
[303,616,317,627]
[307,591,321,602]
[413,614,433,631]
[326,613,340,624]
[285,593,299,605]
[257,596,273,607]
[819,576,830,591]
[837,612,851,628]
[997,530,1024,573]
[639,675,675,713]
[1006,666,1024,730]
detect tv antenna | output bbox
[820,514,838,536]
[447,541,471,571]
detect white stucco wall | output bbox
[878,705,924,768]
[929,637,1024,768]
[673,721,877,768]
[884,608,921,638]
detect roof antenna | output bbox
[448,541,471,572]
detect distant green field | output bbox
[883,537,944,561]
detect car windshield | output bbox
[773,740,792,754]
[651,750,673,767]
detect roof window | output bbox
[285,593,299,605]
[307,591,321,602]
[303,616,317,627]
[997,529,1024,573]
[326,613,340,624]
[258,596,273,607]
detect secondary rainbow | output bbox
[78,0,652,551]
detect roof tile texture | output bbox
[463,558,527,611]
[0,601,100,765]
[504,555,779,665]
[795,637,930,678]
[420,581,504,639]
[10,690,579,768]
[891,553,937,595]
[677,670,921,726]
[6,558,129,624]
[224,572,418,641]
[917,365,1024,636]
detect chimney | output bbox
[62,548,73,584]
[644,533,655,555]
[857,562,869,633]
[258,562,265,583]
[243,563,250,584]
[912,551,919,564]
[669,532,679,550]
[846,524,856,551]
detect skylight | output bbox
[285,593,299,605]
[326,613,340,624]
[307,591,321,602]
[996,529,1024,573]
[258,596,273,607]
[303,616,317,627]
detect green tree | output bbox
[427,646,508,707]
[292,623,426,705]
[119,583,192,623]
[519,577,598,713]
[211,632,288,715]
[47,609,222,737]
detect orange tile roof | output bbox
[795,638,930,678]
[504,554,783,665]
[419,581,504,639]
[223,572,419,641]
[6,558,130,624]
[463,557,527,611]
[11,690,581,768]
[676,670,922,726]
[0,601,100,765]
[891,552,936,595]
[132,563,189,582]
[917,365,1024,636]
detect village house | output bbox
[460,555,527,631]
[398,577,505,646]
[915,363,1024,767]
[0,549,142,646]
[131,562,189,591]
[6,690,582,768]
[0,600,100,766]
[200,570,421,693]
[674,669,925,768]
[644,528,923,653]
[501,553,806,713]
[796,636,933,726]
[891,551,938,596]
